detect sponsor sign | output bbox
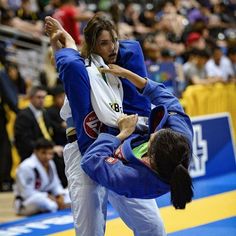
[190,113,236,179]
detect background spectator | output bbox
[47,85,66,146]
[227,47,236,80]
[4,62,27,96]
[14,85,52,161]
[14,85,67,187]
[13,138,70,216]
[183,48,216,86]
[52,0,94,45]
[205,46,234,82]
[0,63,18,192]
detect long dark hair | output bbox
[149,129,193,209]
[81,12,117,58]
[5,62,26,94]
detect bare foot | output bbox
[45,16,77,51]
[45,16,65,37]
[50,30,77,54]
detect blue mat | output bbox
[0,172,236,236]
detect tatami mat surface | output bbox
[1,172,236,236]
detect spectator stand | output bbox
[0,25,50,178]
[0,25,49,85]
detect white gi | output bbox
[14,154,70,216]
[61,54,166,236]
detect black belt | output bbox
[15,195,24,211]
[67,134,77,143]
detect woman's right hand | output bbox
[99,64,128,78]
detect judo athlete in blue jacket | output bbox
[45,14,166,236]
[81,64,194,210]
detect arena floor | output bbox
[0,171,236,236]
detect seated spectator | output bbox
[122,2,139,27]
[185,32,206,50]
[142,33,160,61]
[138,4,157,29]
[14,85,53,161]
[142,35,184,96]
[121,2,152,36]
[14,85,67,187]
[183,49,219,85]
[5,62,27,96]
[158,49,184,97]
[187,7,208,25]
[157,0,188,39]
[154,31,185,56]
[205,46,234,82]
[13,138,71,216]
[227,47,236,80]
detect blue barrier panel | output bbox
[190,113,236,180]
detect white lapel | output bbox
[86,54,123,128]
[32,154,54,192]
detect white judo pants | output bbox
[63,141,166,236]
[15,190,71,216]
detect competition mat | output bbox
[0,171,236,236]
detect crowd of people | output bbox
[1,0,236,85]
[0,0,236,235]
[0,0,235,91]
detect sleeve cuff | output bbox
[141,78,152,95]
[55,48,78,59]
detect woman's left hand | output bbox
[116,114,138,141]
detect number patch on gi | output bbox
[105,157,118,164]
[109,102,122,112]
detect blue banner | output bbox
[190,113,236,180]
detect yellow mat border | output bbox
[50,190,236,236]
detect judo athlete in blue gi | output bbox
[81,64,194,209]
[45,14,166,236]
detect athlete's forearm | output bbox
[122,69,147,89]
[116,130,131,142]
[100,64,147,89]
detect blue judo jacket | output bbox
[81,79,193,199]
[55,40,151,155]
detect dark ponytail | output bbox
[149,129,193,209]
[170,164,193,209]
